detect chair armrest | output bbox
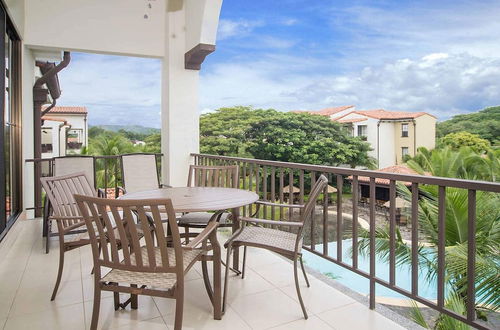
[255,200,305,209]
[240,217,303,227]
[50,216,86,232]
[184,221,219,250]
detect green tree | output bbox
[143,133,161,153]
[245,111,374,167]
[200,106,276,156]
[437,106,500,144]
[440,132,491,153]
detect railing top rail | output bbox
[25,153,163,162]
[192,153,500,193]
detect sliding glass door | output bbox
[0,4,21,240]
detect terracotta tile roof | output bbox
[348,165,424,186]
[41,116,68,124]
[352,109,436,120]
[292,105,354,116]
[337,118,367,123]
[43,106,88,114]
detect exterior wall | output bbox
[415,114,437,151]
[378,122,396,168]
[24,0,166,58]
[394,121,414,165]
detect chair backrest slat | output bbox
[75,195,182,274]
[187,165,239,189]
[41,172,96,230]
[121,154,160,193]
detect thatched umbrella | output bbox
[383,197,410,209]
[283,185,300,194]
[327,185,337,193]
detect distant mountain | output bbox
[91,124,160,135]
[437,106,499,144]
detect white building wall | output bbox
[4,0,24,37]
[22,47,35,218]
[378,122,396,168]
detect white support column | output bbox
[161,6,200,187]
[161,0,222,187]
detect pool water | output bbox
[302,239,438,300]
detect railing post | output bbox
[369,177,376,310]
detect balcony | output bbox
[18,153,500,329]
[0,218,410,330]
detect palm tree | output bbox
[85,134,136,188]
[357,146,500,326]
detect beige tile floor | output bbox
[0,219,407,330]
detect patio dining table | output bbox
[120,186,259,315]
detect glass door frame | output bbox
[0,3,22,241]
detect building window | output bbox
[402,147,409,158]
[357,125,367,140]
[401,123,409,137]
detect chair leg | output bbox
[222,244,232,314]
[242,246,247,279]
[294,258,308,319]
[113,291,120,311]
[201,258,214,304]
[211,232,222,320]
[174,285,184,330]
[299,256,310,287]
[91,284,101,330]
[45,221,51,254]
[51,246,65,301]
[184,227,190,244]
[131,284,138,309]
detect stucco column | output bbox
[161,0,221,187]
[161,6,200,187]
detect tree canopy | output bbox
[439,131,491,153]
[200,106,375,168]
[437,106,500,145]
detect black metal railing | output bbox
[192,153,500,330]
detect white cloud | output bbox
[217,19,264,41]
[327,1,500,68]
[201,53,500,119]
[58,53,161,127]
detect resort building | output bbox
[41,106,88,158]
[296,106,437,168]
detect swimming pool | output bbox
[302,239,438,300]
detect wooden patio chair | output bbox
[120,153,165,194]
[43,156,103,253]
[178,165,239,241]
[223,174,329,319]
[41,171,145,301]
[41,172,99,300]
[74,194,222,330]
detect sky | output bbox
[57,0,500,127]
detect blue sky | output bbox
[58,0,500,127]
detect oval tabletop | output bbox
[120,187,259,213]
